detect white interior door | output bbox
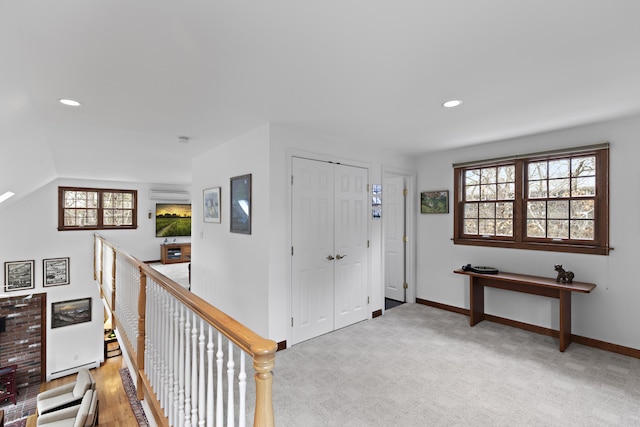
[291,157,369,344]
[384,175,406,302]
[334,164,368,330]
[291,158,335,344]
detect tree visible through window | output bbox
[453,145,609,255]
[58,187,137,231]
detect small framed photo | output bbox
[4,260,35,292]
[421,190,449,214]
[43,257,70,287]
[52,298,92,328]
[203,187,221,223]
[230,174,252,234]
[372,184,382,220]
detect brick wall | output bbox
[0,294,43,388]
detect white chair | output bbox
[36,389,98,427]
[36,368,95,415]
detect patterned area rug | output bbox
[0,383,39,426]
[119,368,150,426]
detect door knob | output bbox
[336,254,347,260]
[326,255,335,261]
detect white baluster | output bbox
[207,326,214,427]
[198,319,206,427]
[168,298,175,422]
[191,313,199,427]
[184,308,192,427]
[216,333,223,427]
[239,352,246,427]
[178,305,186,427]
[163,289,171,412]
[173,300,180,425]
[227,341,235,427]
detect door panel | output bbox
[384,175,405,302]
[291,158,334,344]
[334,164,368,330]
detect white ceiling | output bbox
[2,1,640,207]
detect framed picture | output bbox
[230,174,252,234]
[51,298,92,329]
[203,187,221,223]
[372,184,382,219]
[421,190,449,214]
[43,257,70,287]
[4,260,35,292]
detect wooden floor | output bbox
[27,355,140,427]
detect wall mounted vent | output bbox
[149,189,191,202]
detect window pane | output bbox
[528,180,547,198]
[549,178,570,198]
[571,156,595,177]
[573,176,595,196]
[466,185,480,201]
[496,202,513,218]
[497,183,515,200]
[464,219,478,235]
[479,202,495,218]
[571,200,594,219]
[548,159,570,179]
[528,162,547,180]
[497,166,515,183]
[527,219,546,237]
[496,219,513,236]
[481,184,496,201]
[527,201,546,219]
[571,220,594,240]
[479,219,495,235]
[465,169,480,186]
[547,200,568,219]
[548,220,569,239]
[464,203,478,219]
[64,210,76,226]
[481,167,496,184]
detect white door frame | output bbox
[381,166,416,310]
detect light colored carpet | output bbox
[148,262,190,289]
[268,303,640,426]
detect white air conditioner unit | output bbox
[149,189,191,202]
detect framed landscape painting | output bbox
[4,260,35,292]
[52,298,92,329]
[421,190,449,214]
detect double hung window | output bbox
[453,144,609,255]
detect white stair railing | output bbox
[94,233,276,427]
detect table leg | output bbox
[469,277,485,326]
[559,290,572,352]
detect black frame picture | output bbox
[51,298,92,329]
[4,260,35,292]
[230,174,252,234]
[43,257,70,287]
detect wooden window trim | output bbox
[58,186,138,231]
[453,146,609,255]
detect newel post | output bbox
[137,267,147,401]
[252,342,277,427]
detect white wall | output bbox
[0,177,190,377]
[191,123,416,344]
[416,114,640,350]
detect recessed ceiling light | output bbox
[442,99,463,108]
[59,98,82,107]
[0,191,15,203]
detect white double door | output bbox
[291,157,368,345]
